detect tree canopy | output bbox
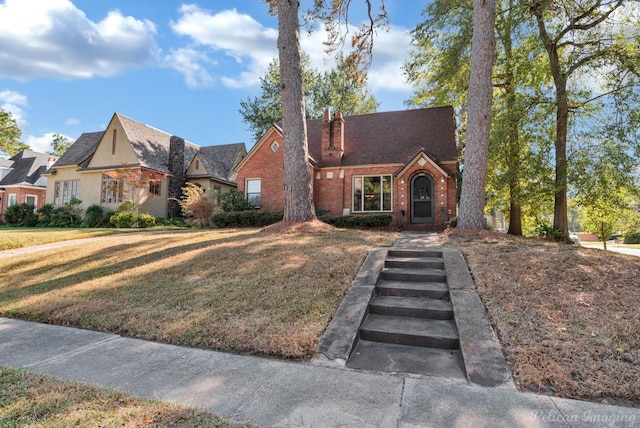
[239,53,378,142]
[0,108,28,156]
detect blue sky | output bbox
[0,0,429,155]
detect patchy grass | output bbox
[0,228,142,251]
[443,229,640,407]
[0,366,245,427]
[0,228,396,358]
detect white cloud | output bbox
[165,47,215,89]
[169,5,413,93]
[0,90,28,130]
[24,133,57,154]
[170,6,277,88]
[66,118,80,126]
[0,0,159,80]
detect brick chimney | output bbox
[321,109,344,166]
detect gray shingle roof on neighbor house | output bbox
[52,113,245,184]
[0,150,54,186]
[191,143,247,183]
[305,106,459,167]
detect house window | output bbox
[54,180,80,206]
[149,180,161,196]
[8,194,17,207]
[353,175,392,212]
[270,141,280,152]
[112,129,117,155]
[213,185,221,205]
[26,195,37,207]
[101,174,123,204]
[246,179,261,207]
[195,159,200,170]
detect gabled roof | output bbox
[307,106,459,166]
[48,113,246,184]
[0,150,55,187]
[189,143,247,183]
[238,106,459,172]
[52,131,104,169]
[117,113,200,174]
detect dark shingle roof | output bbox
[306,106,458,166]
[0,150,54,186]
[193,143,247,182]
[53,131,104,168]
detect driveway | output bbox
[582,242,640,258]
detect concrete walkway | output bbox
[1,233,639,427]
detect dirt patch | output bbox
[442,228,640,407]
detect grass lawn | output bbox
[0,227,143,251]
[443,229,640,407]
[0,366,245,427]
[0,228,396,358]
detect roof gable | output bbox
[308,106,458,167]
[0,150,55,187]
[51,131,104,169]
[188,143,247,183]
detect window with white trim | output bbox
[54,180,80,206]
[149,179,161,196]
[25,195,37,206]
[353,175,392,212]
[8,194,17,207]
[246,178,261,207]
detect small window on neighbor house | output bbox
[246,179,261,208]
[195,159,200,170]
[149,180,161,196]
[25,195,37,207]
[213,185,221,205]
[112,129,117,155]
[8,194,17,207]
[270,141,279,153]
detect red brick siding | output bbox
[237,136,458,226]
[236,134,285,211]
[0,187,48,223]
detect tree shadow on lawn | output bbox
[0,230,262,312]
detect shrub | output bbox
[40,197,84,227]
[4,203,38,227]
[536,221,564,241]
[175,183,217,228]
[211,210,283,228]
[137,213,156,228]
[220,189,254,212]
[82,205,114,228]
[110,211,135,228]
[321,214,392,228]
[623,232,640,244]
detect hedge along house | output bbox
[235,106,459,227]
[0,150,57,223]
[44,113,247,218]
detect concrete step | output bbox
[359,314,459,350]
[369,295,453,320]
[380,267,447,283]
[376,280,449,299]
[346,340,466,379]
[387,249,443,259]
[384,257,445,270]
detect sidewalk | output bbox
[1,232,639,427]
[1,317,638,427]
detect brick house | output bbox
[44,113,246,218]
[0,150,57,223]
[235,107,459,227]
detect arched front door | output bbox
[411,173,434,224]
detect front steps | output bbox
[346,249,466,379]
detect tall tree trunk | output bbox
[533,3,570,241]
[277,0,316,223]
[458,0,496,229]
